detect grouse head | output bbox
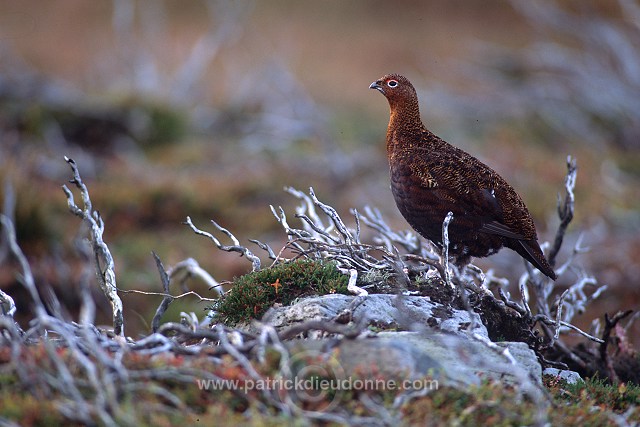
[369,74,419,109]
[370,73,422,134]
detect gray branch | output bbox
[151,252,172,333]
[62,156,124,337]
[184,216,262,271]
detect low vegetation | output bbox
[212,259,350,324]
[1,157,638,425]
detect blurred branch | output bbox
[548,155,576,267]
[151,252,172,333]
[599,310,634,382]
[0,182,17,319]
[0,214,47,319]
[420,0,640,151]
[0,180,16,264]
[169,0,253,104]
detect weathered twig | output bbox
[342,268,367,296]
[357,205,424,256]
[402,253,446,279]
[553,289,570,342]
[184,216,262,271]
[518,273,533,318]
[118,289,218,302]
[441,211,454,287]
[533,315,604,344]
[272,189,400,281]
[0,288,16,318]
[62,156,124,337]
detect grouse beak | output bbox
[369,80,384,94]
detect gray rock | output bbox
[240,294,546,398]
[496,340,543,382]
[282,331,543,397]
[543,367,583,384]
[261,294,487,338]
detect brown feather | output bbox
[370,74,556,280]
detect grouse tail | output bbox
[512,239,557,280]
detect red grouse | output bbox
[370,73,556,280]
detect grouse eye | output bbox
[387,80,398,88]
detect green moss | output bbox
[210,259,350,324]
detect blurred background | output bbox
[0,0,638,340]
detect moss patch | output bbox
[210,259,350,324]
